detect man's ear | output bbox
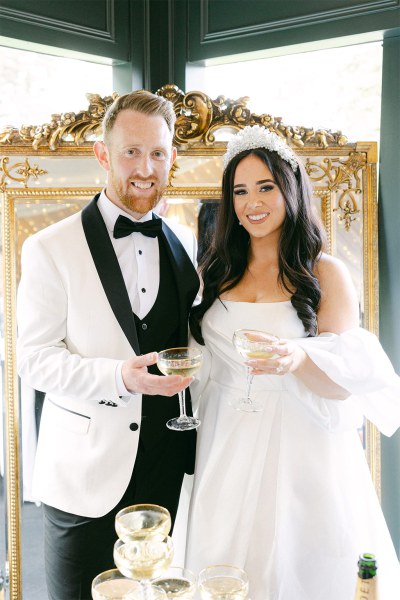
[170,146,177,168]
[93,141,110,171]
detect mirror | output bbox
[0,85,378,599]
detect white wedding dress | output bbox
[185,300,400,600]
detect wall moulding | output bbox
[0,2,115,40]
[198,0,400,43]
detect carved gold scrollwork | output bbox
[0,157,48,192]
[333,192,360,231]
[305,152,366,230]
[0,86,348,152]
[156,83,185,112]
[157,84,348,148]
[176,91,214,145]
[0,93,118,151]
[168,161,179,185]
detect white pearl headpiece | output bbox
[223,125,298,172]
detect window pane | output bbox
[0,46,113,127]
[186,42,383,142]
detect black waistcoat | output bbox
[134,235,188,427]
[132,235,196,493]
[134,234,180,361]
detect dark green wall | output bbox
[188,0,400,63]
[379,32,400,557]
[0,0,131,61]
[128,0,187,92]
[109,0,188,94]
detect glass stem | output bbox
[178,389,187,419]
[246,367,254,404]
[141,580,154,600]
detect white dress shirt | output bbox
[98,190,160,317]
[97,190,161,396]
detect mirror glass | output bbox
[0,88,378,598]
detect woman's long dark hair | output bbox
[189,147,325,344]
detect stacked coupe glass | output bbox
[92,504,197,600]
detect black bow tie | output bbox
[113,215,162,239]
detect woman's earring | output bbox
[238,220,242,226]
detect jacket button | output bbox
[142,323,148,330]
[129,422,139,431]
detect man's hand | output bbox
[121,352,193,396]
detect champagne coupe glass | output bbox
[198,565,249,600]
[232,329,279,412]
[157,347,202,431]
[153,566,197,599]
[115,504,172,543]
[114,536,173,600]
[114,505,172,600]
[91,568,140,600]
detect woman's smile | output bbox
[246,211,270,223]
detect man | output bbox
[17,90,199,599]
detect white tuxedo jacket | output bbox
[17,195,199,517]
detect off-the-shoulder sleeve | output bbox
[291,328,400,436]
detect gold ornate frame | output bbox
[0,85,378,599]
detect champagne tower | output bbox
[354,553,378,600]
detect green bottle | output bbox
[354,553,378,600]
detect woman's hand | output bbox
[246,338,350,398]
[245,340,307,376]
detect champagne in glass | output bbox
[91,568,140,600]
[115,504,171,543]
[113,537,174,580]
[114,537,173,600]
[198,565,249,600]
[154,566,197,599]
[157,347,202,431]
[232,329,279,412]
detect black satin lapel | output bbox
[157,215,200,343]
[81,196,140,354]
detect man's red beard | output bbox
[112,175,166,215]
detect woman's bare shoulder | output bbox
[315,253,353,289]
[315,253,359,333]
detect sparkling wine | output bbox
[113,538,174,581]
[154,577,195,599]
[234,329,279,363]
[157,347,203,430]
[157,361,201,378]
[238,349,276,359]
[231,328,280,412]
[115,508,171,542]
[92,577,139,600]
[199,576,249,600]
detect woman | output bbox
[185,126,400,599]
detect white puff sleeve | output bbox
[288,328,400,436]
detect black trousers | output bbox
[43,430,189,600]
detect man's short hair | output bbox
[102,90,176,143]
